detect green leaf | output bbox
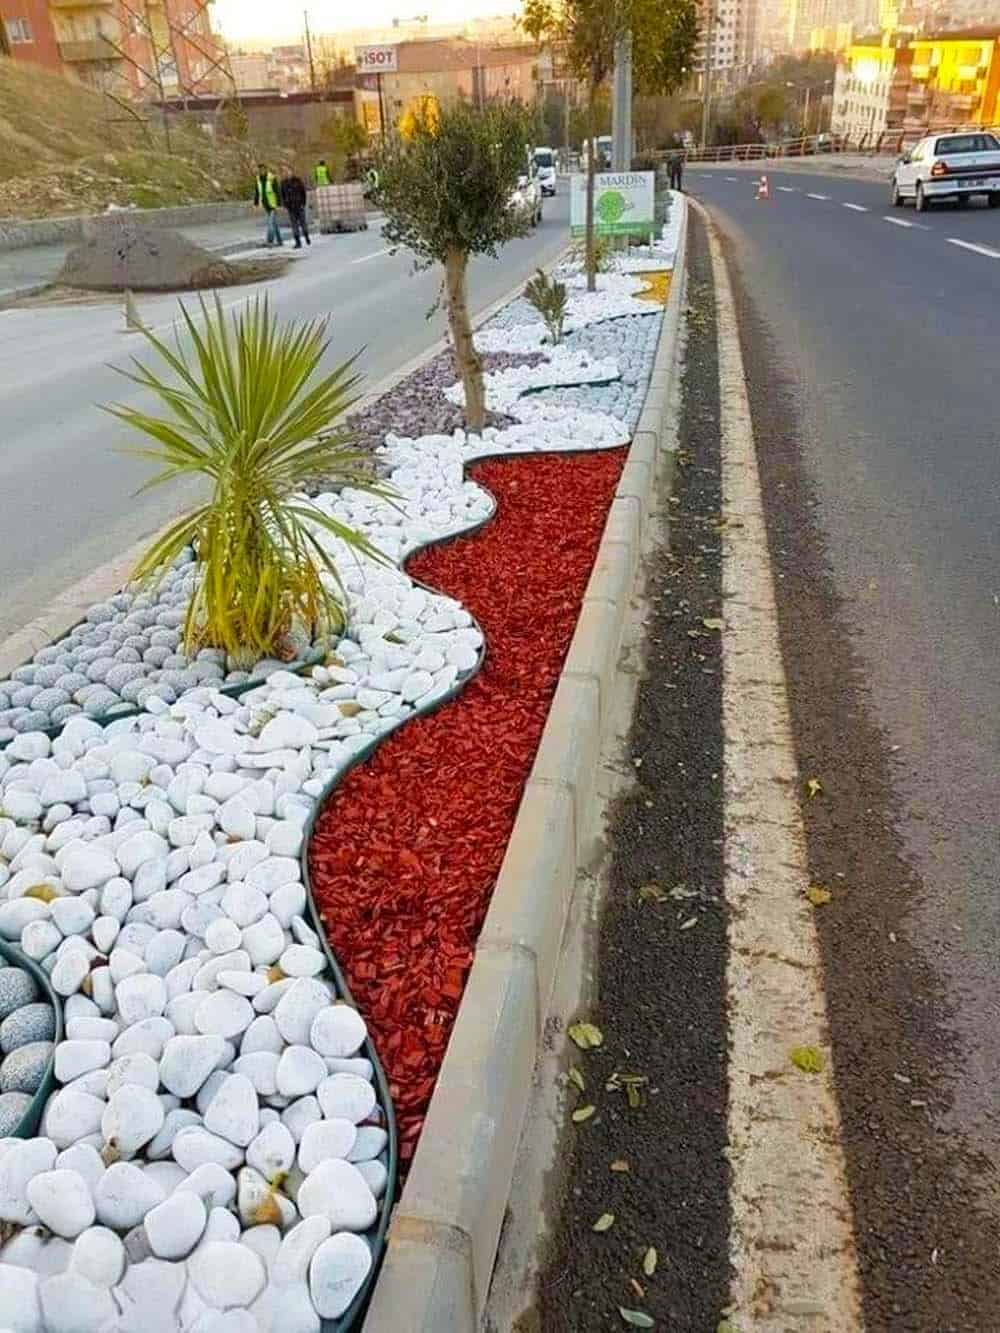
[568,1021,604,1051]
[701,617,724,630]
[638,883,668,903]
[642,1246,657,1276]
[592,1212,615,1232]
[619,1308,655,1328]
[568,1067,586,1094]
[571,1105,596,1124]
[790,1046,825,1074]
[805,885,832,907]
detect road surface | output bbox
[688,166,1000,1329]
[0,194,569,643]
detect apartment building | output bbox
[904,28,1000,130]
[363,37,540,125]
[1,0,222,97]
[695,0,754,90]
[831,36,911,141]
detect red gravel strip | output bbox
[309,448,627,1159]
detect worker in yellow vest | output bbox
[313,159,331,187]
[253,164,283,247]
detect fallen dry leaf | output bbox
[592,1212,615,1232]
[568,1021,604,1051]
[790,1045,825,1074]
[572,1104,596,1123]
[805,885,832,907]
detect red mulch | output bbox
[309,448,627,1160]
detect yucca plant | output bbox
[524,268,568,345]
[106,293,391,664]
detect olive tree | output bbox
[523,0,698,292]
[374,99,534,433]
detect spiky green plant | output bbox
[523,268,568,345]
[106,293,391,664]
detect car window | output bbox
[936,135,981,155]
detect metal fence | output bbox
[670,125,1000,164]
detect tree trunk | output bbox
[585,82,598,294]
[444,247,485,434]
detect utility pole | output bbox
[611,32,633,172]
[701,2,714,148]
[803,83,811,135]
[304,9,316,92]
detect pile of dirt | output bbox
[58,223,235,293]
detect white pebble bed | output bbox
[0,205,682,1331]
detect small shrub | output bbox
[524,268,568,345]
[107,294,391,664]
[570,231,613,274]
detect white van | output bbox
[533,146,557,196]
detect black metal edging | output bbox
[0,939,64,1138]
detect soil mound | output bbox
[59,221,236,292]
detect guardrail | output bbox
[670,123,1000,164]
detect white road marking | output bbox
[806,192,830,200]
[704,209,864,1330]
[777,186,796,193]
[947,237,1000,259]
[842,202,868,212]
[351,246,394,264]
[725,175,738,181]
[883,216,913,227]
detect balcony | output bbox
[58,37,117,62]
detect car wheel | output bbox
[990,193,1000,208]
[915,182,929,212]
[891,177,903,207]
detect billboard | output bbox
[570,171,656,237]
[355,45,398,74]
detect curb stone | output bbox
[362,199,690,1333]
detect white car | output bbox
[533,147,557,196]
[509,173,543,227]
[891,131,1000,212]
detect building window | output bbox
[4,17,33,43]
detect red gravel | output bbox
[309,448,627,1159]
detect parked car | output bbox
[509,172,543,227]
[891,132,1000,211]
[533,147,557,196]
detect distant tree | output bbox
[755,85,787,136]
[524,0,697,292]
[374,98,534,432]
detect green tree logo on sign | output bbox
[595,189,632,226]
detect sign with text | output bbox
[570,170,655,236]
[355,44,398,74]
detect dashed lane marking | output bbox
[725,175,738,181]
[806,192,830,200]
[947,237,1000,259]
[350,247,394,264]
[883,216,913,228]
[842,203,868,212]
[777,186,796,193]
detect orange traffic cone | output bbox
[756,174,770,200]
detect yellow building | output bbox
[906,28,1000,130]
[832,36,911,143]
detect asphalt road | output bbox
[0,192,569,643]
[689,166,1000,1327]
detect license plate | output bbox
[959,178,1000,188]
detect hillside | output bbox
[0,59,288,220]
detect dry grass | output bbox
[0,60,291,220]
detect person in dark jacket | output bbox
[280,171,311,249]
[667,148,684,192]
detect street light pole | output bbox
[612,31,633,172]
[701,4,714,147]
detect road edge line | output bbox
[694,199,865,1328]
[361,202,688,1332]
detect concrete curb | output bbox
[362,200,690,1332]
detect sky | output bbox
[211,1,519,44]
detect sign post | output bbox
[355,45,398,139]
[570,170,656,241]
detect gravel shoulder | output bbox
[524,209,731,1333]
